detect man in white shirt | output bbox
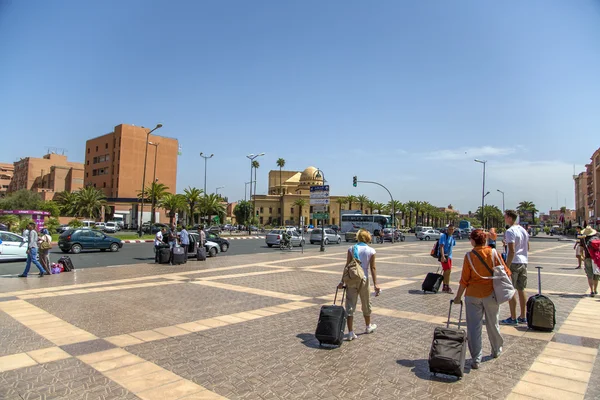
[500,210,530,326]
[154,227,166,263]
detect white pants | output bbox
[465,294,503,363]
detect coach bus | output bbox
[340,213,393,234]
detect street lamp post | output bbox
[497,189,505,213]
[246,153,265,234]
[216,186,224,196]
[199,152,214,197]
[138,123,163,237]
[148,142,160,224]
[314,168,326,252]
[474,159,487,229]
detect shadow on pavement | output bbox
[297,333,338,350]
[552,293,587,299]
[397,359,472,381]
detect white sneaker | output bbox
[365,324,378,334]
[346,332,358,341]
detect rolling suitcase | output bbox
[422,268,443,293]
[315,287,347,347]
[171,246,186,265]
[197,246,207,261]
[428,300,467,379]
[58,256,74,272]
[158,247,171,264]
[526,266,555,332]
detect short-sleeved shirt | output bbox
[155,231,163,246]
[460,246,511,298]
[179,229,189,245]
[349,243,376,279]
[439,233,456,259]
[505,224,529,264]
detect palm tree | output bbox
[388,200,403,227]
[276,158,286,195]
[405,201,416,226]
[200,194,226,226]
[55,191,79,217]
[365,200,376,215]
[252,160,260,198]
[293,198,307,228]
[413,201,425,225]
[336,197,346,225]
[138,182,170,223]
[372,202,385,215]
[160,193,186,226]
[517,201,538,224]
[356,195,369,213]
[346,195,357,211]
[75,186,108,219]
[0,215,19,232]
[183,187,203,225]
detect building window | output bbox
[278,208,281,214]
[87,148,90,154]
[310,206,313,213]
[93,183,96,187]
[86,160,89,165]
[93,157,98,164]
[269,207,272,214]
[291,208,294,214]
[105,143,108,149]
[86,172,88,178]
[103,182,106,188]
[259,217,263,224]
[92,169,97,176]
[95,146,98,152]
[260,207,264,214]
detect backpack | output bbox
[430,239,441,260]
[342,245,366,288]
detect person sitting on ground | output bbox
[453,229,511,370]
[338,229,380,341]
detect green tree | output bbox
[55,191,79,217]
[39,201,61,217]
[388,200,404,227]
[476,205,503,229]
[293,198,306,227]
[18,218,35,233]
[233,200,253,226]
[183,187,203,225]
[159,193,186,226]
[0,190,43,210]
[76,186,108,219]
[346,195,357,211]
[517,201,538,224]
[44,217,60,234]
[200,194,226,226]
[405,201,416,226]
[413,201,425,225]
[373,202,386,215]
[336,197,346,224]
[357,195,369,213]
[69,219,83,228]
[0,215,19,232]
[252,160,260,199]
[138,182,170,223]
[276,158,286,195]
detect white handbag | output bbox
[467,249,515,304]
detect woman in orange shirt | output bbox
[453,229,511,370]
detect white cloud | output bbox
[425,146,517,161]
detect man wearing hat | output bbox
[580,226,599,297]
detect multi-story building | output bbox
[574,147,600,227]
[548,209,577,224]
[7,153,84,200]
[0,163,14,198]
[84,124,178,226]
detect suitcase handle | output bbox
[333,286,346,306]
[448,300,464,329]
[536,266,542,295]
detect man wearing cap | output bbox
[581,226,600,297]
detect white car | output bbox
[417,229,442,241]
[0,231,28,261]
[103,222,118,233]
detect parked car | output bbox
[453,229,463,240]
[207,226,221,234]
[95,222,106,230]
[417,229,442,241]
[189,232,220,257]
[56,224,71,234]
[205,232,231,252]
[143,223,169,234]
[0,231,28,261]
[345,228,359,242]
[265,230,305,248]
[381,228,406,242]
[310,228,341,245]
[58,229,123,254]
[0,223,7,231]
[103,222,118,233]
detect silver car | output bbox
[417,229,442,241]
[265,230,305,248]
[310,228,341,245]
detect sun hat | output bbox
[581,226,598,237]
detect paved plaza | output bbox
[1,239,600,399]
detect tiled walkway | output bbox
[1,240,599,399]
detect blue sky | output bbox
[1,0,599,214]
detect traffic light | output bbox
[353,176,357,187]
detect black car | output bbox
[206,232,230,252]
[58,229,123,254]
[143,223,169,234]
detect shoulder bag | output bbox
[342,245,366,288]
[40,235,52,250]
[467,249,515,304]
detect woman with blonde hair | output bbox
[338,229,381,341]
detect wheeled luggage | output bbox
[315,287,347,347]
[422,269,443,293]
[158,247,171,264]
[428,300,467,379]
[526,266,555,332]
[57,256,74,272]
[171,246,186,265]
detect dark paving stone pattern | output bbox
[0,310,54,357]
[60,339,116,357]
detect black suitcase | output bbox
[58,256,74,272]
[158,248,171,264]
[526,266,556,332]
[171,246,186,265]
[428,300,467,379]
[197,246,207,261]
[422,269,443,293]
[315,287,347,347]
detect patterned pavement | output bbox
[0,239,599,399]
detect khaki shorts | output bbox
[345,280,371,317]
[584,259,600,281]
[510,263,528,291]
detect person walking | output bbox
[500,210,530,326]
[575,226,584,269]
[18,223,46,278]
[154,227,166,263]
[453,229,510,369]
[439,224,457,294]
[580,226,599,296]
[38,228,53,274]
[338,229,380,341]
[179,225,190,262]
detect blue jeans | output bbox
[23,247,46,276]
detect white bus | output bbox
[340,214,393,234]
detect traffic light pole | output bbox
[354,179,396,243]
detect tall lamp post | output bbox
[138,123,162,237]
[246,153,265,234]
[216,186,224,196]
[199,152,214,198]
[313,168,326,252]
[497,189,505,213]
[148,141,160,224]
[474,159,487,228]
